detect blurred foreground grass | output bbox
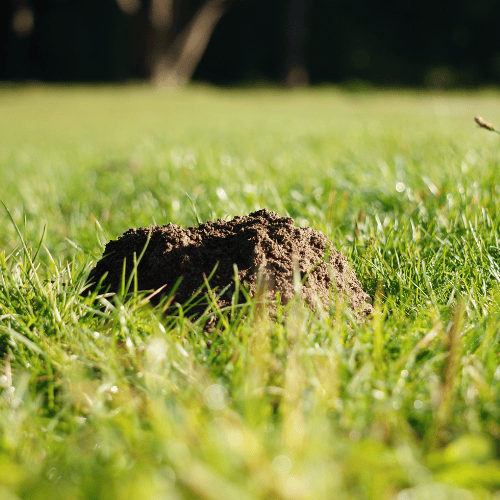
[1,84,500,499]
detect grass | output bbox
[1,83,500,499]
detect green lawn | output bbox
[1,84,500,499]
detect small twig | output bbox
[474,116,500,135]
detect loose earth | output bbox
[86,209,373,321]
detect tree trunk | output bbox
[284,0,308,88]
[147,0,175,85]
[147,0,227,87]
[167,0,227,86]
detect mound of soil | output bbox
[86,209,372,321]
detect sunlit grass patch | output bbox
[1,85,500,498]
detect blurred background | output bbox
[2,0,500,88]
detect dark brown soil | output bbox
[86,209,373,321]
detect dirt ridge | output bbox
[86,209,373,320]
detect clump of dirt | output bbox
[86,209,372,321]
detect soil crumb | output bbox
[86,209,373,321]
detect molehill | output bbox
[86,209,373,321]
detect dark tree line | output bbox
[2,0,500,87]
